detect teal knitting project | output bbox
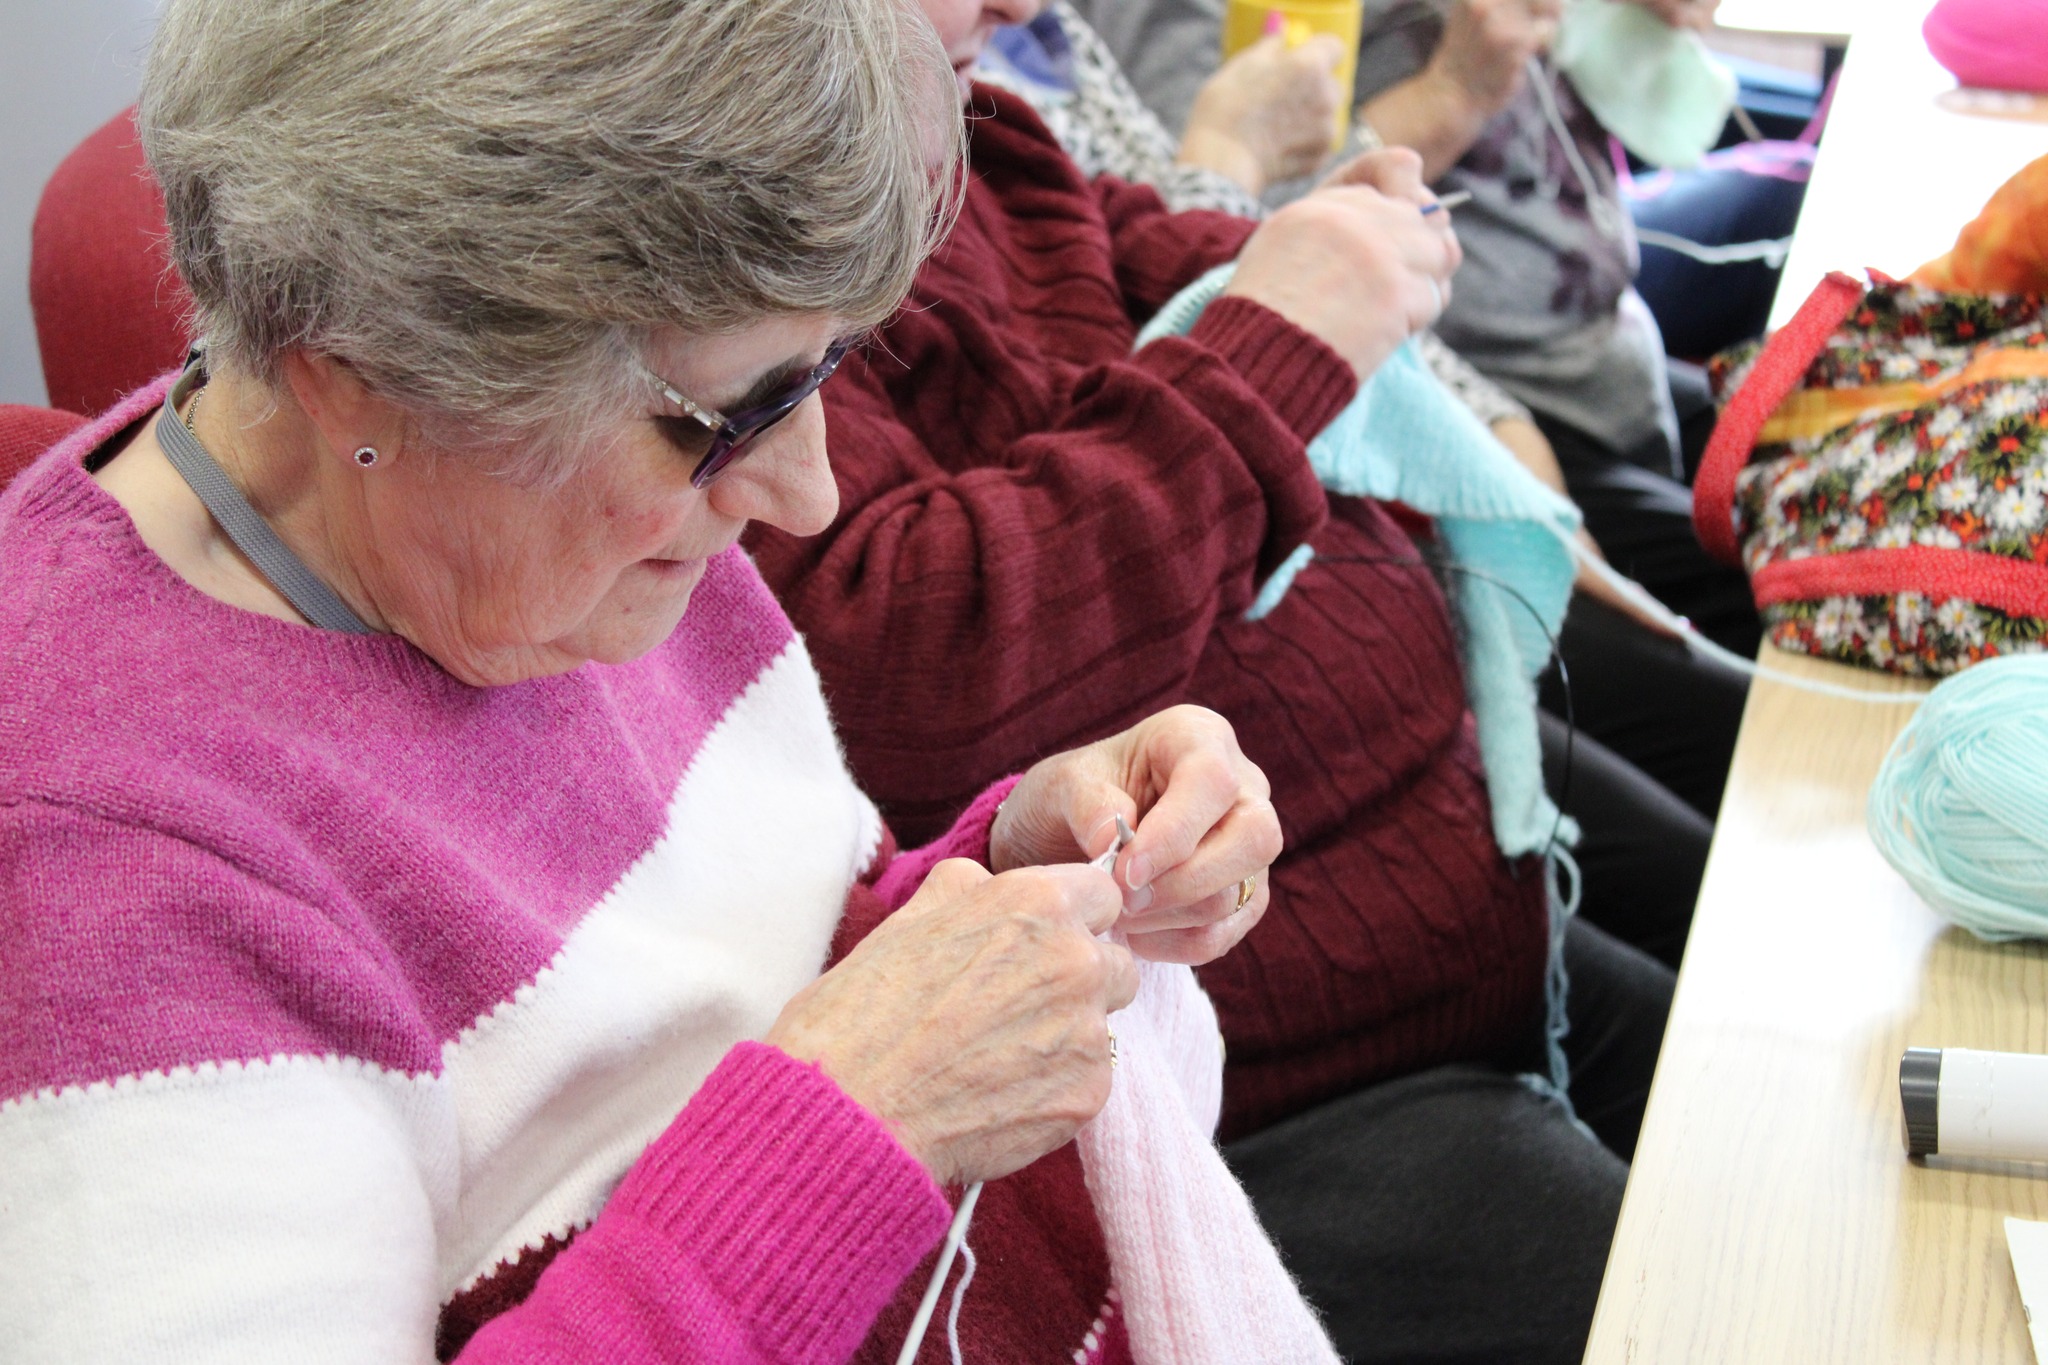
[1139,265,1583,858]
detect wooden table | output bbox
[1585,11,2048,1360]
[1580,649,2048,1363]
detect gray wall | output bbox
[0,0,159,408]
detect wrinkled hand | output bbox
[766,858,1137,1187]
[1626,0,1719,31]
[991,704,1281,967]
[1180,33,1345,194]
[1429,0,1563,116]
[1228,147,1461,379]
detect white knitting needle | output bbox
[1567,539,1926,705]
[894,1182,983,1365]
[894,815,1136,1364]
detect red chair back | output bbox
[0,406,86,491]
[31,108,193,419]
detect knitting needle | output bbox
[893,813,1138,1365]
[1420,190,1473,217]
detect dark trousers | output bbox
[1540,596,1749,970]
[1546,596,1749,822]
[1227,919,1673,1365]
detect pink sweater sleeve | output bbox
[869,775,1023,910]
[460,1043,950,1364]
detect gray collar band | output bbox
[155,358,376,636]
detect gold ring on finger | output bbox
[1235,874,1258,911]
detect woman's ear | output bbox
[279,350,406,469]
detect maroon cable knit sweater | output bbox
[750,88,1548,1139]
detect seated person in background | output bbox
[980,0,1748,956]
[0,1,1296,1360]
[748,1,1675,1359]
[1070,0,1763,667]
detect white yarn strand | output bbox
[895,1182,983,1365]
[1635,228,1793,267]
[946,1240,979,1365]
[896,822,1134,1365]
[1568,543,1928,705]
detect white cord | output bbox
[1731,103,1766,145]
[1635,228,1793,268]
[945,1239,979,1365]
[895,1182,984,1365]
[895,818,1133,1363]
[1570,542,1927,705]
[1527,56,1628,242]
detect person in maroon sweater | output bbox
[743,3,1676,1362]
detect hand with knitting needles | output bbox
[764,704,1278,1188]
[990,702,1280,964]
[1229,147,1463,374]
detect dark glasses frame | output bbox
[644,338,854,488]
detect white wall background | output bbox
[0,0,159,407]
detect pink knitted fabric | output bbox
[1080,959,1341,1364]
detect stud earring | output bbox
[353,446,380,468]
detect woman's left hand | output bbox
[990,705,1281,966]
[1180,33,1346,195]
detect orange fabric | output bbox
[1756,347,2048,444]
[1911,153,2048,295]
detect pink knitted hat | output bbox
[1923,0,2048,93]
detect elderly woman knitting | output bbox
[0,2,1310,1361]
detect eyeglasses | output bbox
[644,338,854,488]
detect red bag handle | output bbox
[1692,271,1868,565]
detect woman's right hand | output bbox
[1224,147,1460,381]
[764,859,1138,1187]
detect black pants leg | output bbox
[1539,708,1709,970]
[1226,921,1672,1365]
[1545,595,1749,820]
[1556,917,1674,1161]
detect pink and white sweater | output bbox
[0,383,1336,1364]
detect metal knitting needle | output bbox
[895,812,1138,1365]
[1419,190,1473,217]
[1093,812,1137,874]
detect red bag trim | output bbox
[1692,271,1869,565]
[1752,546,2048,619]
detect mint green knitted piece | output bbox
[1553,0,1738,172]
[1141,265,1582,857]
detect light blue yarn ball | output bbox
[1868,654,2048,941]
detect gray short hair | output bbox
[140,0,961,476]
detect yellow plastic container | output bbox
[1221,0,1364,151]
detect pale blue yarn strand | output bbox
[1868,654,2048,941]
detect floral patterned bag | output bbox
[1695,270,2048,675]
